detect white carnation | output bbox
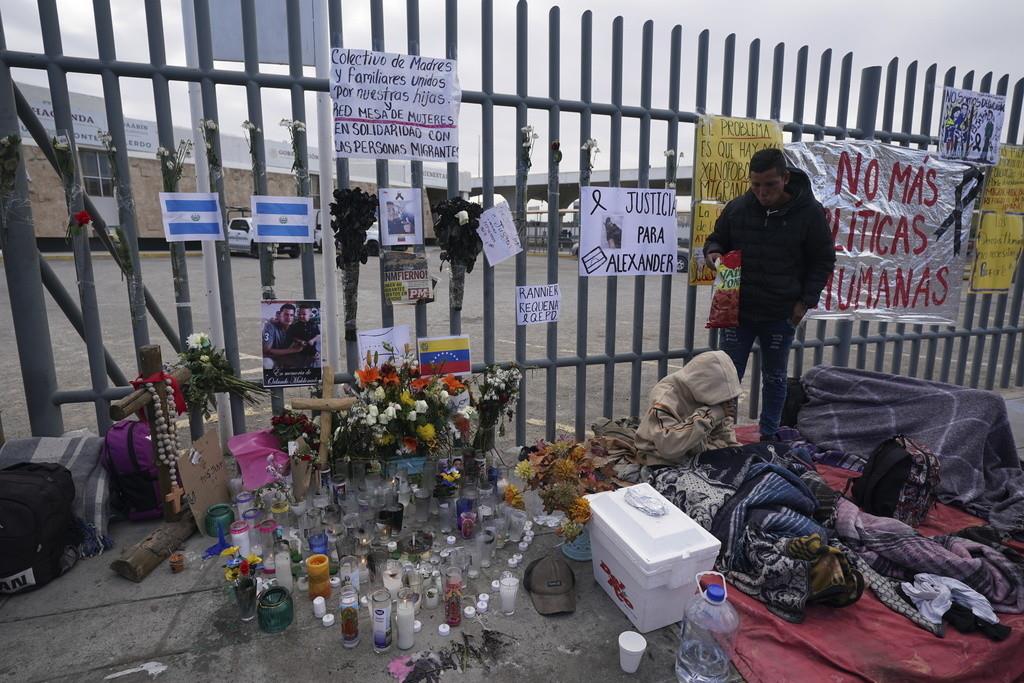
[374,386,386,401]
[406,410,418,422]
[415,400,428,413]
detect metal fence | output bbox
[1,0,1022,445]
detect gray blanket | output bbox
[797,365,1024,535]
[0,432,113,557]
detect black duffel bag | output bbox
[0,463,78,593]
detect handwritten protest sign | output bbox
[786,140,980,324]
[689,202,724,285]
[477,203,522,265]
[330,49,460,162]
[693,115,783,204]
[971,213,1023,293]
[176,430,229,537]
[358,325,411,365]
[382,251,432,304]
[578,187,677,277]
[981,145,1024,214]
[940,87,1006,165]
[516,284,560,325]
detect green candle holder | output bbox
[257,586,294,634]
[204,503,235,538]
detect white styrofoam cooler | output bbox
[586,483,721,634]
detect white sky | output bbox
[2,0,1022,179]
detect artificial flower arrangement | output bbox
[432,196,483,311]
[330,187,378,340]
[516,437,617,541]
[177,332,268,420]
[331,349,474,471]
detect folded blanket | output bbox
[0,432,113,557]
[797,366,1024,535]
[835,498,1024,614]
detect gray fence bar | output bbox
[544,7,560,440]
[513,0,527,445]
[286,0,317,302]
[194,0,246,432]
[574,10,594,439]
[602,16,623,419]
[445,0,460,335]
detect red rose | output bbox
[74,210,92,226]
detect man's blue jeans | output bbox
[720,319,796,438]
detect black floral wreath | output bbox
[433,197,484,273]
[331,187,378,266]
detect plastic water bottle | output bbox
[675,573,739,683]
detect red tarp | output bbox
[731,425,1024,683]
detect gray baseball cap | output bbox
[524,553,577,615]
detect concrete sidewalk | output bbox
[3,388,1024,683]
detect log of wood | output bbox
[109,366,191,420]
[109,510,197,582]
[288,396,357,412]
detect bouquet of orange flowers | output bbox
[515,437,616,541]
[331,350,473,469]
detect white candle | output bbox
[396,596,415,650]
[500,575,519,615]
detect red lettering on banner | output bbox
[911,214,928,254]
[933,266,950,305]
[912,266,933,307]
[924,168,939,207]
[835,151,862,195]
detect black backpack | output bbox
[0,463,78,593]
[847,435,940,528]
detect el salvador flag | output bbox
[252,196,315,244]
[159,192,223,242]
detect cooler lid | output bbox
[586,483,720,576]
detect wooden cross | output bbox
[165,485,185,515]
[288,365,355,468]
[109,344,191,523]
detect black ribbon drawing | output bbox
[934,166,984,256]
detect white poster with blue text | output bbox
[578,187,677,276]
[251,196,315,243]
[159,192,223,242]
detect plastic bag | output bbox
[706,250,741,329]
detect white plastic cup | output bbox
[618,631,647,674]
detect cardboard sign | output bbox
[516,284,560,325]
[331,48,460,162]
[176,430,230,537]
[688,202,724,285]
[981,144,1024,214]
[477,203,523,265]
[693,115,783,204]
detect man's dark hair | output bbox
[279,303,296,313]
[749,148,788,176]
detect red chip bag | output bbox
[706,250,741,329]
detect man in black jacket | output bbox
[703,148,836,440]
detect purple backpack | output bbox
[100,420,163,521]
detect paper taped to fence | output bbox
[981,144,1024,214]
[379,187,423,247]
[785,140,981,324]
[693,115,784,204]
[689,202,725,285]
[159,192,223,242]
[970,212,1023,293]
[939,87,1006,165]
[251,196,314,243]
[358,325,411,366]
[330,49,460,162]
[382,251,432,305]
[516,284,560,325]
[478,203,522,265]
[579,187,677,277]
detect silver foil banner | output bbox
[786,140,981,324]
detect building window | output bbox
[80,149,115,197]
